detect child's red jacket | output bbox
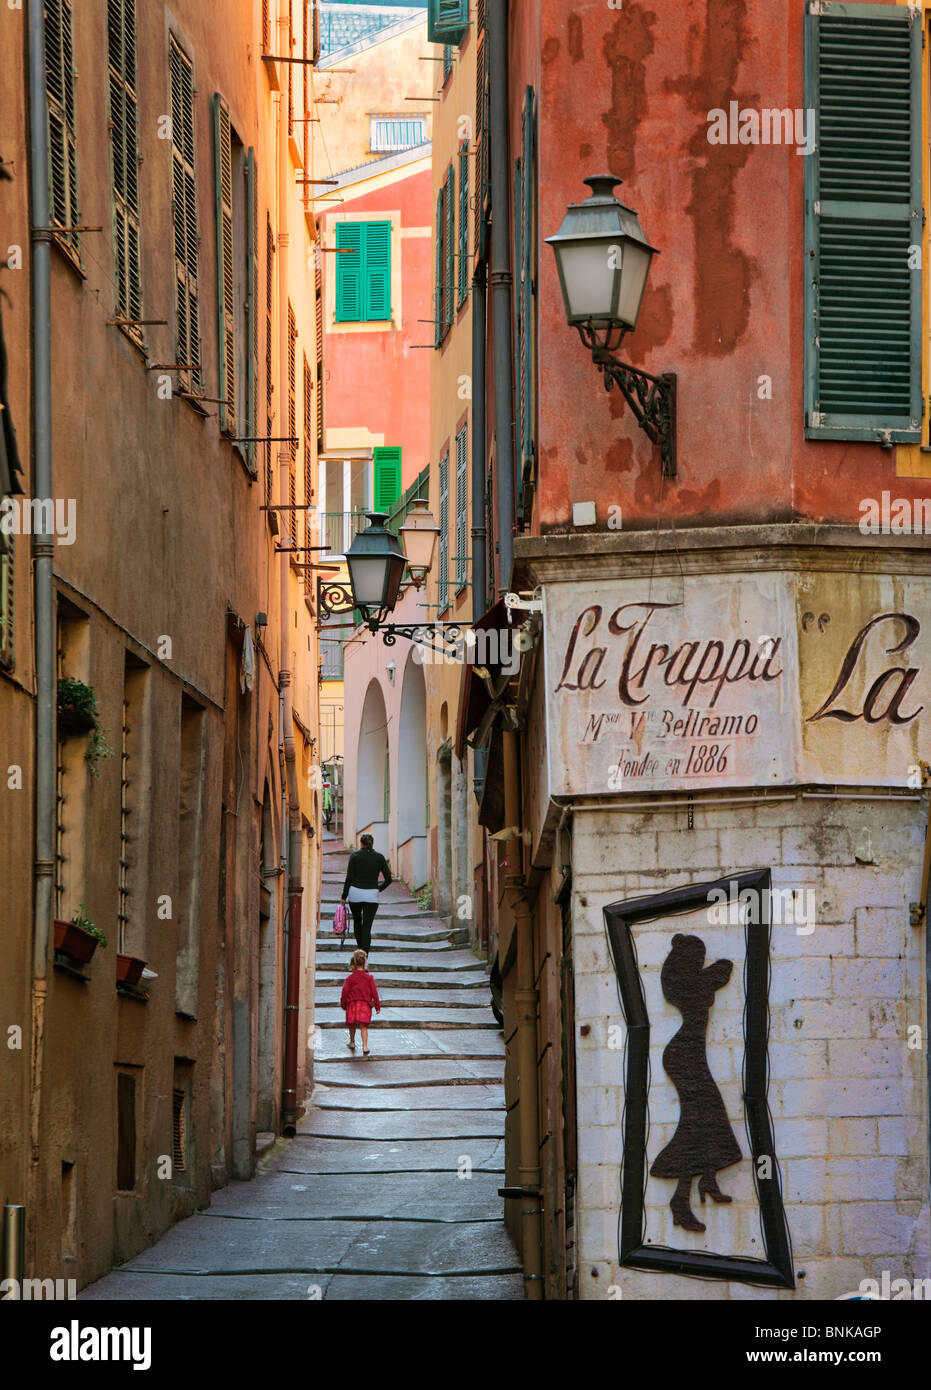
[340,970,380,1024]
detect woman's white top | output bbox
[346,885,380,905]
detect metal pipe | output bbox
[471,268,487,618]
[275,55,305,1132]
[2,1206,26,1296]
[488,0,515,590]
[502,729,543,1297]
[27,0,55,1266]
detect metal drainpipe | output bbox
[276,59,305,1134]
[502,729,543,1297]
[27,0,55,1249]
[470,265,488,802]
[488,0,515,591]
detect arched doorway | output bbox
[357,679,389,841]
[398,654,428,887]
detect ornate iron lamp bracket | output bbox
[578,323,677,478]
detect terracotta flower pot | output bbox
[116,954,146,987]
[53,918,100,964]
[57,703,96,737]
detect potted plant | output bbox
[57,678,114,777]
[116,953,146,987]
[53,905,107,964]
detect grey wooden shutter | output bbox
[170,36,201,394]
[805,2,922,442]
[108,0,141,326]
[213,95,236,434]
[46,0,80,256]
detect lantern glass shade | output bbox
[399,498,440,576]
[545,176,658,331]
[345,513,407,614]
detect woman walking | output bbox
[340,833,392,954]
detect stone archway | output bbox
[357,678,389,840]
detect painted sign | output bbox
[543,572,929,794]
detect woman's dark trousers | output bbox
[351,901,378,954]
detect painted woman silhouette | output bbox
[651,933,741,1232]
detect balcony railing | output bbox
[320,510,368,556]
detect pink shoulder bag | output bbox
[333,901,348,936]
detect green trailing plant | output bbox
[57,677,114,777]
[70,904,107,948]
[415,883,433,911]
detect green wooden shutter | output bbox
[438,450,449,609]
[458,146,469,307]
[212,95,236,433]
[455,424,467,589]
[428,0,468,45]
[373,446,402,513]
[805,3,922,442]
[245,148,257,475]
[363,221,391,320]
[444,166,455,328]
[435,187,445,346]
[520,89,535,491]
[335,222,363,320]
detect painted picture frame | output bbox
[603,867,794,1288]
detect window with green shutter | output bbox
[438,450,449,611]
[46,0,80,258]
[335,221,392,322]
[373,446,402,513]
[244,148,257,475]
[444,166,455,330]
[428,0,468,45]
[455,423,467,590]
[108,0,141,327]
[443,44,453,84]
[434,186,446,347]
[457,144,469,308]
[170,35,201,395]
[804,3,922,443]
[213,96,236,434]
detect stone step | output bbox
[296,1108,504,1141]
[311,1083,505,1112]
[315,924,454,943]
[312,1062,504,1090]
[314,1010,500,1030]
[271,1136,505,1175]
[204,1169,508,1222]
[314,952,484,973]
[315,989,492,1009]
[314,1041,505,1065]
[316,938,463,956]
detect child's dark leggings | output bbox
[351,901,378,954]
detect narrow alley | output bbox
[79,834,520,1301]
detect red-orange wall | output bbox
[511,0,923,531]
[322,166,432,486]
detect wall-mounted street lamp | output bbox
[318,509,471,659]
[545,176,677,477]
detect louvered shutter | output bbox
[520,89,535,485]
[455,425,467,589]
[288,303,297,546]
[438,450,449,609]
[170,36,200,393]
[46,0,80,255]
[373,446,402,513]
[315,259,324,447]
[513,158,523,484]
[0,551,14,671]
[335,223,362,320]
[444,166,455,328]
[108,0,141,324]
[428,0,468,45]
[457,147,469,307]
[213,96,236,434]
[363,221,391,320]
[805,2,921,442]
[435,187,445,346]
[245,149,257,475]
[304,354,313,593]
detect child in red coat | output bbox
[340,949,381,1055]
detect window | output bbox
[303,354,314,594]
[455,423,467,590]
[213,97,236,433]
[443,44,453,84]
[117,1072,136,1191]
[175,697,206,1019]
[804,4,921,442]
[45,0,79,257]
[513,87,536,520]
[265,215,274,503]
[427,0,468,45]
[373,446,402,513]
[335,221,391,322]
[108,0,141,327]
[438,449,449,610]
[370,116,427,153]
[118,655,151,957]
[315,256,324,446]
[212,107,255,454]
[457,143,469,307]
[434,168,454,345]
[287,301,297,548]
[170,35,201,395]
[172,1089,187,1175]
[474,3,489,262]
